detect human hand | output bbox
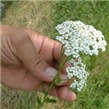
[0,25,76,101]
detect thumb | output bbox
[16,33,58,82]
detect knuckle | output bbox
[30,55,45,71]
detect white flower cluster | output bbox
[66,57,89,91]
[55,20,107,91]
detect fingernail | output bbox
[45,68,58,78]
[55,75,69,85]
[56,79,68,85]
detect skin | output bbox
[0,25,76,102]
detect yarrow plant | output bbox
[36,20,107,108]
[55,20,107,91]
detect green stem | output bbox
[42,46,71,106]
[47,55,71,93]
[46,45,65,93]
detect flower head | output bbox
[56,20,107,91]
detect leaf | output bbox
[45,97,57,103]
[37,96,41,104]
[42,82,48,95]
[36,96,44,107]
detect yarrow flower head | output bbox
[55,20,107,91]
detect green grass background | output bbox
[1,0,109,109]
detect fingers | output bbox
[37,82,76,102]
[14,32,69,84]
[58,86,76,101]
[14,29,71,84]
[14,34,57,82]
[24,29,75,85]
[26,28,63,65]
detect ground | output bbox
[1,1,109,109]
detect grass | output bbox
[1,0,109,109]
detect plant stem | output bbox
[41,46,71,107]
